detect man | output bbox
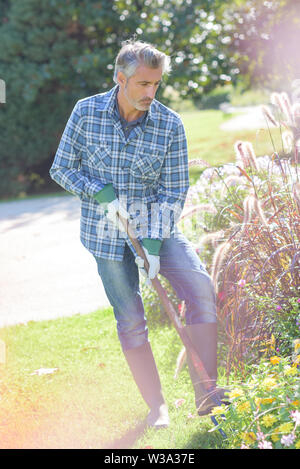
[50,39,225,429]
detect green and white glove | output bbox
[94,183,129,231]
[135,238,162,284]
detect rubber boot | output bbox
[123,342,169,428]
[186,323,229,416]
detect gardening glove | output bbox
[94,183,129,232]
[135,239,162,285]
[105,199,130,232]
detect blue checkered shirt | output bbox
[50,85,189,260]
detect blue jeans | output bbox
[93,232,216,350]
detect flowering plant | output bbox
[210,341,300,449]
[256,296,300,358]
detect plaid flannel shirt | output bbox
[50,85,189,261]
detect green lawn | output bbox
[0,308,227,449]
[181,109,283,184]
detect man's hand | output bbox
[135,247,160,285]
[105,199,130,232]
[94,184,130,232]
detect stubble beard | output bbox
[124,81,152,111]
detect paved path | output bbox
[0,195,110,327]
[219,105,271,131]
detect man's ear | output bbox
[117,71,126,87]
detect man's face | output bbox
[118,64,163,112]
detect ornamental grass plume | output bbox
[234,141,252,169]
[270,92,294,127]
[244,142,259,171]
[282,131,294,154]
[180,203,217,220]
[210,240,232,293]
[293,182,300,210]
[239,191,268,236]
[198,230,225,250]
[240,194,256,235]
[261,105,278,128]
[234,140,260,172]
[269,92,300,162]
[280,92,294,127]
[188,158,211,168]
[252,196,268,227]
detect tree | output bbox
[0,0,240,197]
[224,0,300,91]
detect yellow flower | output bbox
[261,377,277,391]
[293,355,300,365]
[277,422,293,434]
[292,400,300,407]
[255,397,275,408]
[261,397,275,405]
[211,406,225,416]
[241,432,256,445]
[271,429,280,443]
[284,365,298,376]
[295,439,300,449]
[255,397,262,408]
[270,356,281,365]
[237,401,251,415]
[228,388,244,400]
[294,339,300,352]
[261,413,277,428]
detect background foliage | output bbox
[1,0,299,197]
[225,0,300,91]
[0,0,240,198]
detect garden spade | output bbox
[116,210,227,438]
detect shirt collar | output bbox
[114,98,146,127]
[96,85,157,123]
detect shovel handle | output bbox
[117,212,213,391]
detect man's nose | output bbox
[146,86,156,99]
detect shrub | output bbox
[250,295,300,358]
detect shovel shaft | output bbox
[118,213,212,392]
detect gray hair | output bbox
[113,39,171,84]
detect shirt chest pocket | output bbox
[130,149,165,184]
[87,144,113,171]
